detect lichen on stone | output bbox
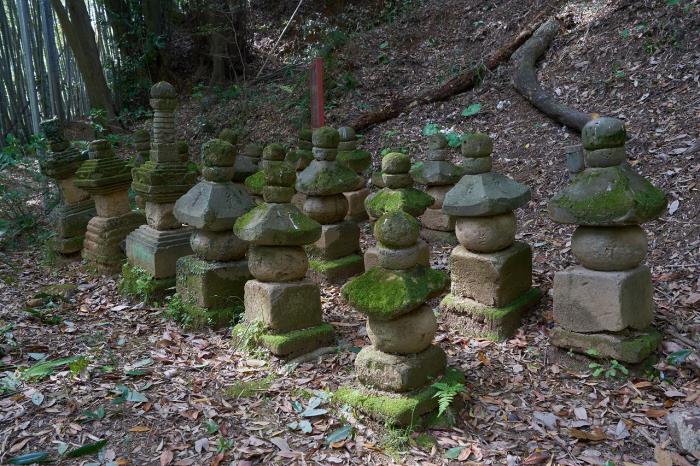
[244,170,266,195]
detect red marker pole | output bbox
[309,57,325,128]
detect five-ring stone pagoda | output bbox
[440,133,541,340]
[549,117,666,362]
[125,82,197,295]
[336,126,372,222]
[39,117,95,255]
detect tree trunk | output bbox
[40,0,65,121]
[17,0,40,134]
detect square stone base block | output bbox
[260,323,335,358]
[308,254,364,284]
[334,368,464,426]
[550,326,662,363]
[126,225,193,279]
[420,208,455,232]
[449,242,532,307]
[365,242,430,270]
[83,211,144,274]
[176,256,250,310]
[553,265,654,333]
[307,221,360,260]
[50,235,85,255]
[244,279,322,333]
[355,345,447,393]
[55,200,95,238]
[420,228,458,246]
[441,287,542,340]
[344,188,370,222]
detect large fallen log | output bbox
[348,7,559,131]
[511,18,593,132]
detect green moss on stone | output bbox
[119,263,174,303]
[165,292,243,329]
[296,162,359,195]
[341,266,448,320]
[260,323,335,357]
[365,188,434,218]
[619,329,662,358]
[244,170,266,195]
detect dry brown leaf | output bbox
[128,425,151,432]
[568,428,607,442]
[160,449,174,466]
[654,447,673,466]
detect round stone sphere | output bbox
[455,212,516,252]
[428,133,448,150]
[461,132,492,158]
[582,117,626,150]
[241,143,263,159]
[303,194,348,224]
[571,225,647,271]
[190,230,248,261]
[367,305,437,354]
[150,81,176,99]
[374,210,419,248]
[218,128,239,145]
[312,126,340,148]
[338,126,356,142]
[264,162,295,187]
[248,245,308,282]
[263,143,286,161]
[381,152,410,174]
[202,139,235,167]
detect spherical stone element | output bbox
[203,139,235,167]
[462,156,492,174]
[303,194,348,224]
[582,117,626,150]
[264,162,295,187]
[338,126,356,141]
[455,212,516,252]
[150,81,176,99]
[300,127,313,142]
[263,143,286,161]
[248,245,308,281]
[312,147,337,161]
[190,229,248,261]
[428,133,448,150]
[367,305,437,354]
[241,143,263,159]
[202,166,235,182]
[427,185,452,209]
[376,240,427,269]
[584,147,626,168]
[382,152,411,174]
[312,126,340,148]
[374,210,420,248]
[218,128,239,145]
[571,225,647,271]
[461,132,492,158]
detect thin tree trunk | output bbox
[17,0,41,134]
[40,0,65,121]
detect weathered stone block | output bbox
[145,202,180,230]
[364,241,430,270]
[420,207,455,232]
[344,187,370,221]
[83,211,144,274]
[260,323,335,358]
[449,242,532,307]
[549,326,661,363]
[355,345,446,392]
[307,221,359,260]
[176,256,250,309]
[55,200,95,238]
[93,191,131,217]
[308,254,364,284]
[126,226,193,278]
[553,265,654,333]
[244,280,321,333]
[367,305,437,354]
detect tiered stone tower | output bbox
[337,154,460,425]
[125,82,197,294]
[440,133,541,340]
[336,126,372,222]
[234,156,334,358]
[549,117,666,362]
[173,139,254,327]
[39,118,95,255]
[364,152,433,269]
[242,143,266,204]
[286,128,314,210]
[410,133,463,243]
[234,142,262,189]
[296,127,364,283]
[74,140,143,273]
[131,129,150,209]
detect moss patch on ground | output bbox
[224,375,275,398]
[260,323,335,358]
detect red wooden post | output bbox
[309,57,325,128]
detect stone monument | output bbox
[74,140,143,273]
[125,81,197,295]
[234,155,334,358]
[131,128,150,209]
[296,127,364,283]
[286,128,314,210]
[39,118,95,255]
[173,138,254,327]
[242,143,267,204]
[440,133,541,340]
[548,117,666,363]
[336,126,372,222]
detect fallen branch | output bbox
[349,7,559,131]
[285,346,338,366]
[512,18,593,132]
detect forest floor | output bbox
[1,0,699,465]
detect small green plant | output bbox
[118,264,158,302]
[588,359,629,378]
[216,438,234,453]
[380,424,414,457]
[69,356,90,377]
[224,375,275,398]
[431,381,465,418]
[164,293,209,329]
[231,320,267,352]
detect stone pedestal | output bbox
[296,127,364,284]
[337,126,372,222]
[74,140,143,274]
[548,118,666,362]
[39,118,96,255]
[440,133,540,340]
[234,151,334,358]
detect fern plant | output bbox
[431,381,465,418]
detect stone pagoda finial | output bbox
[336,126,372,222]
[39,118,96,255]
[440,133,540,340]
[296,126,364,283]
[549,117,666,362]
[173,139,254,326]
[233,151,334,358]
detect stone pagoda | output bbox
[173,139,254,327]
[410,133,463,243]
[440,133,541,340]
[548,117,666,363]
[336,126,372,222]
[242,143,267,204]
[125,81,197,295]
[74,140,143,273]
[296,127,364,283]
[234,156,334,358]
[38,118,95,255]
[364,152,433,269]
[286,128,314,210]
[337,163,460,426]
[131,128,150,209]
